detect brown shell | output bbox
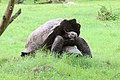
[22,18,64,53]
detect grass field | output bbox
[0,0,120,80]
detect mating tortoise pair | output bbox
[21,18,92,58]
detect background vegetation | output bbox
[0,0,120,80]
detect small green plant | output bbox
[97,5,119,21]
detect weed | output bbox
[97,5,119,21]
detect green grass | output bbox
[0,0,120,80]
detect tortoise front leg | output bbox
[75,37,92,58]
[51,35,64,54]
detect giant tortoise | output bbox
[21,18,92,58]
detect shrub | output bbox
[97,5,119,21]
